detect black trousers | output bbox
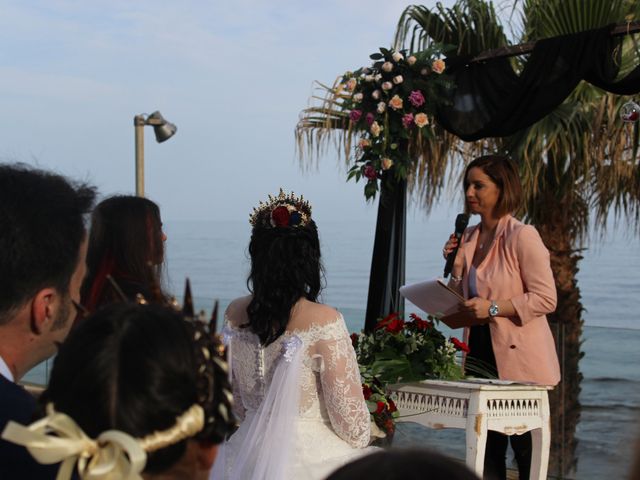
[467,325,533,480]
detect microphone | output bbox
[443,213,469,278]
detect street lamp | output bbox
[133,111,177,197]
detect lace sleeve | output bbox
[222,323,246,422]
[314,326,370,448]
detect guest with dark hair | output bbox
[442,155,560,479]
[326,448,479,480]
[0,163,96,479]
[212,190,375,480]
[2,303,235,480]
[81,195,167,311]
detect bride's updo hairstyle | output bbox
[247,189,323,345]
[29,303,235,479]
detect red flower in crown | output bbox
[271,206,290,227]
[376,401,386,414]
[362,384,372,400]
[451,337,470,353]
[387,399,397,413]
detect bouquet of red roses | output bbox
[353,312,466,386]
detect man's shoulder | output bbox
[0,375,37,426]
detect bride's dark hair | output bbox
[246,220,323,345]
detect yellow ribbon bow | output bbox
[1,404,146,480]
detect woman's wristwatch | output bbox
[488,301,499,318]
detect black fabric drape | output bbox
[437,25,640,141]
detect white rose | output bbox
[364,75,375,82]
[393,75,403,85]
[374,73,382,82]
[392,52,404,62]
[407,56,417,65]
[377,102,386,113]
[382,61,394,72]
[382,81,393,91]
[353,93,363,103]
[372,89,381,100]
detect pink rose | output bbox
[381,81,393,91]
[382,61,394,72]
[365,112,375,126]
[408,90,425,107]
[402,113,414,129]
[349,110,362,122]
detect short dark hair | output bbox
[81,195,165,310]
[463,155,523,217]
[247,220,323,345]
[326,448,479,480]
[0,164,95,322]
[40,303,234,474]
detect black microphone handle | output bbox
[443,233,461,278]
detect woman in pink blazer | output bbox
[443,155,560,480]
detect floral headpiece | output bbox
[249,189,312,228]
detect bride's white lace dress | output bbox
[211,312,376,480]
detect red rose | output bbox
[376,401,386,414]
[271,206,290,227]
[387,399,397,413]
[375,312,399,331]
[409,313,432,330]
[362,384,372,400]
[451,337,470,353]
[385,318,404,334]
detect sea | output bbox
[23,217,640,479]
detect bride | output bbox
[211,190,376,480]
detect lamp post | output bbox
[133,111,177,197]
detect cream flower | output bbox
[382,61,394,72]
[364,75,375,82]
[381,81,393,91]
[370,121,382,137]
[388,95,403,111]
[414,112,429,128]
[353,93,363,103]
[372,89,381,100]
[377,102,386,114]
[407,56,417,65]
[392,52,404,62]
[382,158,394,170]
[393,75,403,85]
[431,59,446,74]
[346,78,358,91]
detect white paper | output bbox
[399,278,464,317]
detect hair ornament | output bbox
[0,403,204,480]
[249,189,312,228]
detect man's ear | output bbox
[30,288,58,334]
[195,441,219,471]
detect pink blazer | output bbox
[459,215,561,386]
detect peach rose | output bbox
[414,112,429,128]
[431,59,445,74]
[388,95,403,111]
[370,121,382,137]
[382,158,394,170]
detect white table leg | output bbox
[466,414,487,477]
[529,425,550,480]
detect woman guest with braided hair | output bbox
[1,303,235,480]
[212,190,376,480]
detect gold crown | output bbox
[249,189,312,228]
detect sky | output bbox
[0,0,465,224]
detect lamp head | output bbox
[148,111,177,143]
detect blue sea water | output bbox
[23,218,640,479]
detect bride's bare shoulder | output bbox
[289,299,341,330]
[225,295,252,327]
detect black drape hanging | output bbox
[437,24,640,141]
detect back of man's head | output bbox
[0,164,96,322]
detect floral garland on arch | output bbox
[351,312,468,439]
[296,45,454,200]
